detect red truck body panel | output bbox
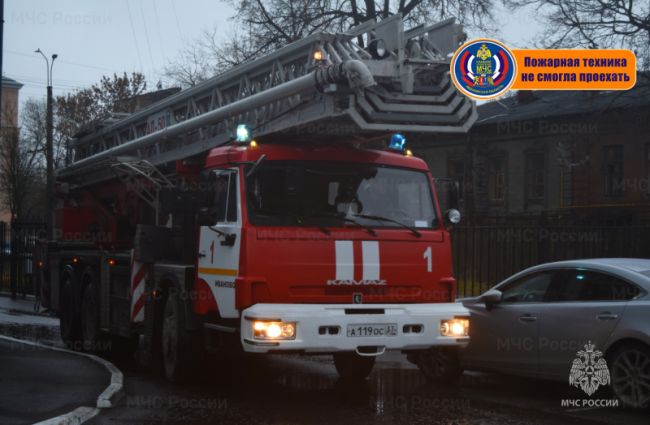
[197,141,455,313]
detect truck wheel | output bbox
[416,347,463,383]
[161,290,197,382]
[610,342,650,409]
[333,352,375,380]
[60,277,82,350]
[81,283,101,353]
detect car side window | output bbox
[559,270,641,301]
[500,272,554,303]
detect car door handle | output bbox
[596,312,618,321]
[519,314,537,323]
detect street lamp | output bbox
[34,48,57,240]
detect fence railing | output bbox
[2,221,649,300]
[0,222,47,297]
[451,225,650,297]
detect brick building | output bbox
[1,77,24,223]
[1,76,23,128]
[418,73,650,226]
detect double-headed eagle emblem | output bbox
[476,44,492,60]
[569,341,610,396]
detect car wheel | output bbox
[333,352,375,380]
[610,343,650,409]
[417,347,463,383]
[59,276,81,350]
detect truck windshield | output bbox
[246,161,437,229]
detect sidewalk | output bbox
[0,292,50,316]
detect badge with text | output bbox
[451,39,637,100]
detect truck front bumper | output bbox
[240,303,470,354]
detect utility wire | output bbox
[151,0,167,65]
[125,0,145,73]
[5,50,123,73]
[138,0,157,78]
[169,0,183,39]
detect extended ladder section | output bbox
[59,15,477,185]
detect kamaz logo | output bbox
[327,279,387,286]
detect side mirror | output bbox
[444,208,461,227]
[479,289,502,309]
[197,207,217,226]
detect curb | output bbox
[0,334,123,423]
[0,293,52,318]
[0,306,53,318]
[32,406,99,425]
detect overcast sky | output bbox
[4,0,541,104]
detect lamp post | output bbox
[35,48,57,240]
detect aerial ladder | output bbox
[58,15,476,186]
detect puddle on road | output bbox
[184,354,472,422]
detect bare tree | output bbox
[0,73,149,221]
[163,28,225,87]
[21,98,68,170]
[507,0,650,69]
[0,103,45,221]
[56,72,147,127]
[164,0,496,87]
[55,72,147,164]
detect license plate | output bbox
[346,324,398,337]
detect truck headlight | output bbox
[253,321,296,340]
[440,318,469,337]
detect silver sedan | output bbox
[461,258,650,408]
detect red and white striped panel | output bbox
[130,250,148,322]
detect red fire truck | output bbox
[39,15,477,382]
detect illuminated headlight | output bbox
[440,318,469,337]
[253,321,296,340]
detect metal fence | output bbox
[2,220,648,300]
[451,225,650,297]
[0,222,47,297]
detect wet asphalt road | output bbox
[85,351,647,425]
[0,338,108,425]
[0,309,648,425]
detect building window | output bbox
[526,152,545,201]
[603,145,624,197]
[447,159,465,202]
[488,156,507,202]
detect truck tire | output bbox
[333,352,375,380]
[416,347,463,383]
[81,282,101,353]
[161,290,199,382]
[60,276,82,350]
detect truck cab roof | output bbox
[205,142,430,171]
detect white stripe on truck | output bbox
[361,241,380,280]
[335,241,354,280]
[335,240,381,280]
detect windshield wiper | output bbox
[245,154,267,178]
[302,212,377,237]
[353,214,422,238]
